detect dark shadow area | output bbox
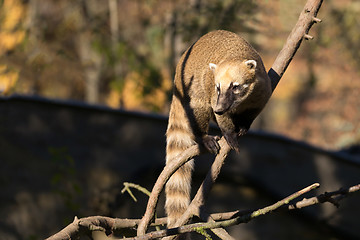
[173,42,207,141]
[268,68,281,92]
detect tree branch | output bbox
[46,183,360,240]
[128,183,359,240]
[286,183,360,210]
[268,0,323,91]
[123,183,324,239]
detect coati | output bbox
[165,30,272,228]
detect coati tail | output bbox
[165,98,195,228]
[165,161,193,227]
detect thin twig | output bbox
[121,182,152,202]
[287,183,360,210]
[268,0,323,90]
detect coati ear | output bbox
[245,60,257,70]
[209,63,217,72]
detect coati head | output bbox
[209,59,257,115]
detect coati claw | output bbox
[238,128,248,136]
[202,135,221,154]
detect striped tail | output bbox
[165,97,195,228]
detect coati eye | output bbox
[232,85,240,92]
[232,83,249,94]
[232,83,241,93]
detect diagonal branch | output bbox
[268,0,323,90]
[287,183,360,210]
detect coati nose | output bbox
[214,95,232,115]
[214,102,231,115]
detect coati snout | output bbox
[214,86,233,115]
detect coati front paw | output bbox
[238,127,248,137]
[202,135,220,154]
[224,131,240,152]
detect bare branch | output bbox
[304,34,314,40]
[46,216,132,240]
[268,0,324,91]
[127,183,321,239]
[210,229,235,240]
[46,183,360,240]
[287,183,360,210]
[208,217,236,240]
[121,182,152,202]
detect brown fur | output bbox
[165,30,271,230]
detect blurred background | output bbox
[1,0,360,240]
[1,0,359,150]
